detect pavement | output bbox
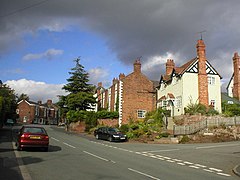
[0,126,23,180]
[233,164,240,177]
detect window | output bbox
[162,100,167,107]
[208,76,215,85]
[137,110,146,118]
[176,96,182,108]
[210,100,215,107]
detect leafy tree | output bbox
[0,83,18,126]
[17,93,29,102]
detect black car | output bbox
[94,127,127,142]
[5,119,14,126]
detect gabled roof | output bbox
[160,57,222,84]
[175,57,197,75]
[221,92,240,104]
[226,73,234,90]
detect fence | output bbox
[173,116,240,135]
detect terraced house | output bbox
[17,99,60,125]
[157,39,222,116]
[96,60,157,126]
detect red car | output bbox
[16,126,49,151]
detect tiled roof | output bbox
[175,57,197,75]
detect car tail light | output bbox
[21,134,29,138]
[43,135,49,140]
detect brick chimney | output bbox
[47,99,52,105]
[97,82,102,87]
[233,52,240,100]
[112,78,118,84]
[166,59,175,75]
[119,73,125,80]
[196,39,209,107]
[133,60,141,73]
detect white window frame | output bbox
[208,76,215,85]
[137,110,146,118]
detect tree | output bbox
[60,57,96,111]
[0,83,18,127]
[63,57,94,93]
[17,93,29,102]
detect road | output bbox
[12,125,240,180]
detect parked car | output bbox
[16,126,49,151]
[5,119,14,126]
[94,127,127,142]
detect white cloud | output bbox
[142,52,179,72]
[5,79,67,103]
[88,67,109,86]
[22,49,63,61]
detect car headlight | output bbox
[113,135,120,138]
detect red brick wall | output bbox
[121,71,156,124]
[18,101,35,123]
[98,118,118,127]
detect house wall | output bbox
[121,72,155,125]
[182,73,199,112]
[17,101,35,123]
[228,79,233,97]
[208,74,222,113]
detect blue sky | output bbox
[1,0,240,102]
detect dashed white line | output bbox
[209,167,222,172]
[194,164,206,168]
[142,149,179,153]
[189,165,200,169]
[196,143,239,149]
[83,151,109,162]
[128,168,161,180]
[216,172,231,177]
[177,162,186,166]
[51,137,60,142]
[63,142,76,148]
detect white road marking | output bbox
[89,140,231,177]
[194,164,206,168]
[216,172,231,177]
[196,143,239,149]
[83,151,109,162]
[177,162,186,166]
[172,159,182,162]
[208,167,222,172]
[142,149,179,153]
[183,161,193,165]
[203,169,214,173]
[63,142,76,148]
[51,137,60,142]
[128,168,161,180]
[189,165,200,169]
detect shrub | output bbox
[179,135,190,143]
[119,124,129,133]
[97,110,119,119]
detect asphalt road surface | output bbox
[11,125,240,180]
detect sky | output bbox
[1,0,240,103]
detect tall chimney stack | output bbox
[196,39,209,107]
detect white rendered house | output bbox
[157,39,222,116]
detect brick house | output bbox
[17,99,59,124]
[96,59,156,126]
[157,39,222,116]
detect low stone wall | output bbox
[97,118,118,127]
[69,121,86,132]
